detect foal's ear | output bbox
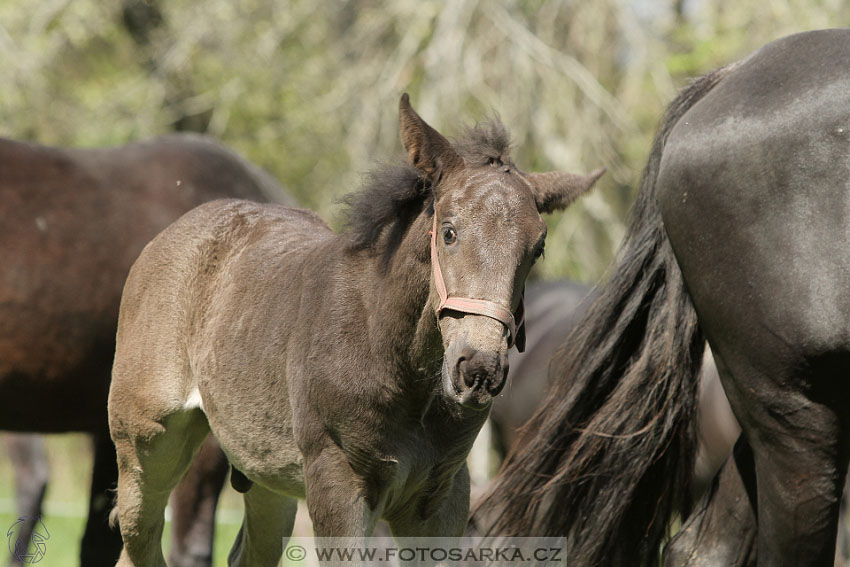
[399,93,462,184]
[527,168,606,213]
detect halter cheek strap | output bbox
[429,216,526,351]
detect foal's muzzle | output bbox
[429,215,519,408]
[443,342,509,409]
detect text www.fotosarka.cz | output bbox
[282,537,566,566]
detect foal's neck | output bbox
[355,206,441,377]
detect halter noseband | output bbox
[429,215,526,351]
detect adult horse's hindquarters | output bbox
[475,28,850,567]
[108,95,602,566]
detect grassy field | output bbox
[0,434,246,566]
[1,427,496,566]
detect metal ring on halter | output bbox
[429,215,526,350]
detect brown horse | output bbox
[107,94,602,566]
[0,133,291,566]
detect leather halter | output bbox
[429,215,526,351]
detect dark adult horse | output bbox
[475,29,850,567]
[0,133,291,566]
[107,95,602,566]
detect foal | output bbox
[108,95,601,566]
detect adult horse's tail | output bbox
[472,64,738,567]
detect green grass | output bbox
[1,514,82,566]
[0,510,245,566]
[4,428,498,566]
[0,434,247,566]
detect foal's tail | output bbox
[472,64,737,567]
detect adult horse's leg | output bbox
[678,277,850,567]
[111,408,211,567]
[668,210,850,567]
[81,431,124,566]
[725,354,849,567]
[663,439,757,567]
[169,435,229,567]
[227,484,297,567]
[4,433,48,567]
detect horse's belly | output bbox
[228,452,306,498]
[0,332,112,431]
[198,375,305,497]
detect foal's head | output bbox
[399,94,602,409]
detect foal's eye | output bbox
[534,244,545,259]
[487,156,503,167]
[442,226,457,245]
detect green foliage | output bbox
[1,0,849,281]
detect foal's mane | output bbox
[342,119,512,254]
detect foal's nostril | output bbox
[484,370,507,396]
[458,359,477,388]
[455,350,505,392]
[447,347,509,407]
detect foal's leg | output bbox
[304,445,381,537]
[112,408,210,567]
[227,484,297,567]
[388,464,471,538]
[385,466,470,567]
[169,435,229,567]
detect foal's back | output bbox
[112,198,329,392]
[111,199,329,485]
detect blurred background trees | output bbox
[2,4,850,563]
[1,0,848,282]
